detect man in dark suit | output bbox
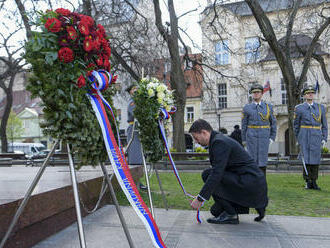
[189,119,268,224]
[229,124,243,146]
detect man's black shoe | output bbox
[312,180,321,190]
[207,211,239,224]
[305,180,313,189]
[254,207,265,222]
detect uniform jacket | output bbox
[199,131,268,208]
[294,102,328,165]
[126,99,143,165]
[241,101,277,167]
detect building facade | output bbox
[200,0,330,155]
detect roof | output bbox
[152,53,203,98]
[262,34,328,61]
[203,0,330,17]
[0,90,43,118]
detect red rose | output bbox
[45,18,62,33]
[77,75,86,88]
[111,75,118,84]
[83,37,94,52]
[78,21,90,36]
[94,38,101,50]
[104,46,111,57]
[96,55,103,66]
[97,24,106,37]
[103,59,110,71]
[81,15,95,27]
[58,47,74,63]
[87,63,96,70]
[55,8,71,16]
[67,26,78,40]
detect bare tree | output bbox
[244,0,330,153]
[152,0,187,151]
[203,0,330,153]
[0,0,28,152]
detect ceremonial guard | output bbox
[294,85,328,190]
[126,85,143,165]
[241,83,277,175]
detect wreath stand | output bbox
[126,120,169,218]
[0,140,135,248]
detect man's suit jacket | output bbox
[199,131,268,208]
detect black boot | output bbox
[305,180,313,189]
[312,180,321,190]
[207,211,239,224]
[254,207,265,222]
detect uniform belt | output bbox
[128,121,134,125]
[300,125,321,129]
[247,125,270,129]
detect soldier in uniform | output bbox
[294,85,328,190]
[241,83,277,175]
[189,119,268,224]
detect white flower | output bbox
[156,84,167,93]
[148,88,155,97]
[157,92,165,100]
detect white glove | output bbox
[269,139,274,145]
[322,140,327,147]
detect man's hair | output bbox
[234,124,239,129]
[189,119,213,133]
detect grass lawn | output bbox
[115,172,330,217]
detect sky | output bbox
[0,0,211,56]
[161,0,209,52]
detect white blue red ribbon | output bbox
[158,107,202,223]
[87,70,166,247]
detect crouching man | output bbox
[189,119,268,224]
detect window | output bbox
[245,37,260,64]
[186,106,194,123]
[215,40,229,65]
[164,62,171,73]
[218,83,227,109]
[117,109,122,121]
[281,79,288,105]
[185,60,194,70]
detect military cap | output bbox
[249,83,264,94]
[302,85,316,95]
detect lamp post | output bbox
[217,107,222,131]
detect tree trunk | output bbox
[286,90,299,155]
[0,88,12,153]
[153,0,186,151]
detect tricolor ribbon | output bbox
[158,107,203,223]
[87,70,166,248]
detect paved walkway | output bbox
[33,205,330,248]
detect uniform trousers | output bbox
[303,164,319,181]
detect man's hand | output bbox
[242,141,247,147]
[191,198,203,210]
[322,140,327,147]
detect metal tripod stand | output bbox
[0,140,135,248]
[126,120,168,217]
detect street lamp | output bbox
[217,107,222,131]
